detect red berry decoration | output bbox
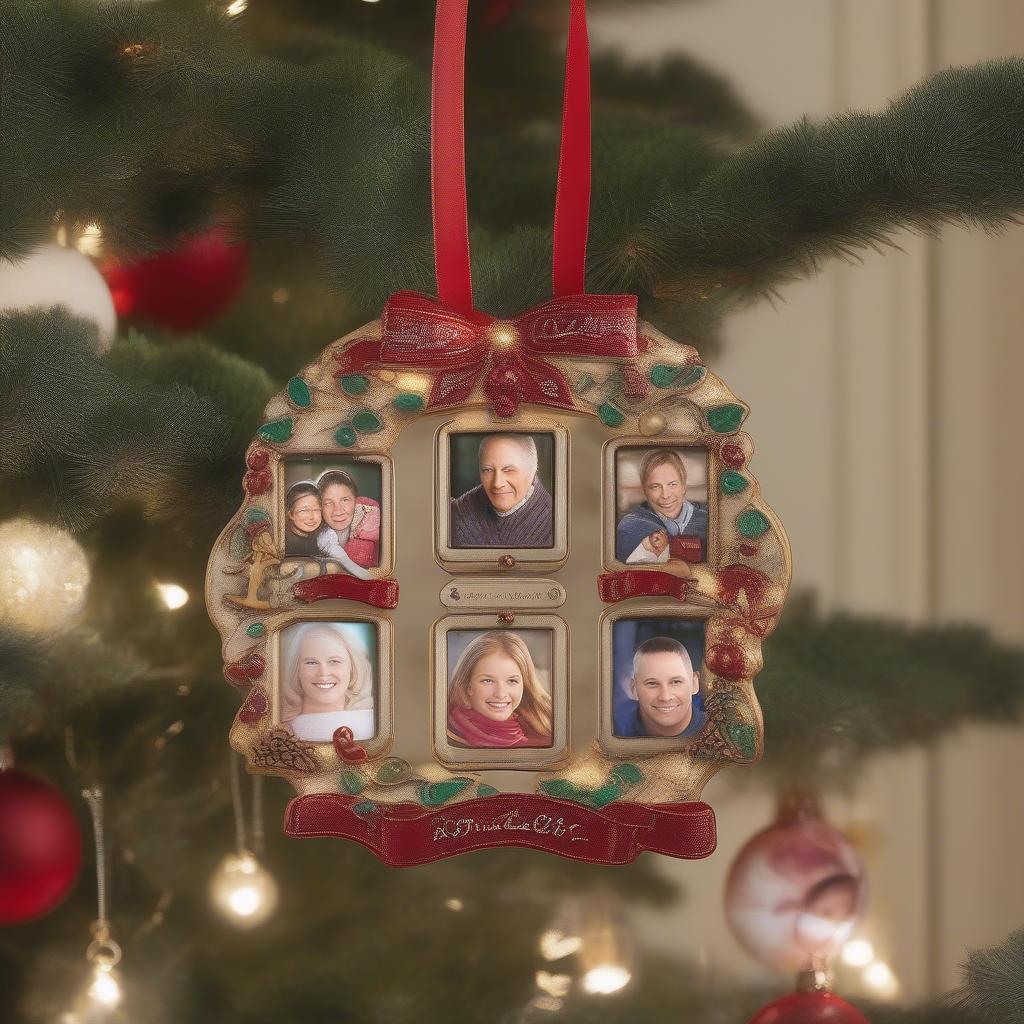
[720,442,746,468]
[748,992,869,1024]
[246,448,270,471]
[706,641,747,679]
[333,727,369,764]
[239,687,269,725]
[101,226,249,332]
[243,469,272,496]
[0,769,82,924]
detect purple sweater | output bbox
[449,479,554,548]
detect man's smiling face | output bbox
[479,436,536,512]
[629,650,699,736]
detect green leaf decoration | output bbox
[286,377,312,408]
[352,409,384,434]
[609,763,644,787]
[727,723,757,760]
[720,469,749,495]
[421,778,473,806]
[257,417,293,444]
[589,782,621,808]
[374,757,411,786]
[243,507,271,525]
[340,770,367,795]
[706,403,745,433]
[650,363,706,389]
[334,425,357,447]
[340,374,370,396]
[476,784,499,797]
[598,401,625,428]
[352,801,376,818]
[574,372,596,394]
[539,779,581,801]
[245,623,266,638]
[737,508,770,538]
[649,364,680,388]
[393,392,424,412]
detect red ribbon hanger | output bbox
[432,0,593,310]
[336,1,638,419]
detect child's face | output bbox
[289,494,322,535]
[297,629,352,712]
[465,652,523,722]
[648,529,669,554]
[630,651,699,736]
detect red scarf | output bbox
[448,705,548,748]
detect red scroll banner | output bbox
[292,574,399,610]
[285,793,716,866]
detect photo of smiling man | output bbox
[611,618,706,741]
[614,447,708,565]
[449,432,555,549]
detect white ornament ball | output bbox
[0,244,116,350]
[0,519,90,632]
[209,853,278,928]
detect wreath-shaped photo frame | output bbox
[205,300,791,866]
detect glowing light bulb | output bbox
[226,0,247,14]
[155,581,189,610]
[539,928,583,961]
[842,939,875,967]
[863,961,899,998]
[536,971,572,998]
[75,223,103,257]
[88,965,122,1008]
[581,964,631,995]
[0,519,89,631]
[210,852,278,928]
[444,897,464,912]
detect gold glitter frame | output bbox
[206,315,792,808]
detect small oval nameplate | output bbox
[439,578,566,609]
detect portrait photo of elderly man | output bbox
[449,432,555,549]
[614,447,708,565]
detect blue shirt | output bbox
[613,697,706,739]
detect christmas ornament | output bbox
[207,0,791,866]
[209,851,278,927]
[747,988,870,1024]
[0,766,83,924]
[101,226,249,332]
[725,793,866,972]
[61,787,125,1020]
[0,244,116,349]
[209,754,277,927]
[0,518,90,632]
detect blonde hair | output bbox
[639,448,687,489]
[279,622,374,720]
[448,630,552,739]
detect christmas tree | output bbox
[2,2,1023,1022]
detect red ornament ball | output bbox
[748,992,870,1024]
[725,796,866,972]
[102,227,249,332]
[0,770,82,924]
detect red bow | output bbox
[335,291,640,418]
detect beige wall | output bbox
[592,0,1024,1000]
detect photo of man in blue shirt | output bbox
[613,635,706,739]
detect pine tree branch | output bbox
[6,4,1024,335]
[752,614,1024,790]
